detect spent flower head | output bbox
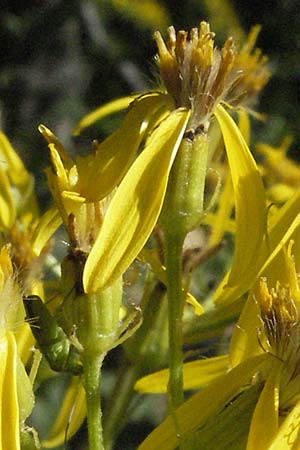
[154,22,270,131]
[71,21,269,294]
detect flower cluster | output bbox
[2,18,300,450]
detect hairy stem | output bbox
[83,354,105,450]
[164,231,185,410]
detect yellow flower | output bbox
[256,136,300,203]
[73,22,269,294]
[154,23,269,125]
[134,169,300,447]
[214,181,300,307]
[111,0,170,30]
[0,132,60,364]
[0,131,38,231]
[0,246,35,450]
[135,240,300,450]
[137,182,300,390]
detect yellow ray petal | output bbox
[238,108,251,145]
[0,131,31,187]
[229,293,262,367]
[137,353,270,450]
[16,346,35,423]
[73,95,137,135]
[83,109,189,293]
[39,124,72,168]
[135,354,230,393]
[185,292,204,316]
[139,250,203,315]
[42,377,86,448]
[267,400,300,450]
[77,92,174,201]
[0,169,15,230]
[214,104,267,294]
[214,182,300,306]
[31,206,62,256]
[184,298,244,346]
[183,382,263,450]
[263,186,300,266]
[247,364,281,450]
[267,183,295,204]
[0,332,20,450]
[259,213,300,281]
[48,143,70,191]
[112,0,170,30]
[208,170,234,247]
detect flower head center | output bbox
[155,22,270,131]
[259,278,299,362]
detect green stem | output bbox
[83,353,105,450]
[77,282,122,450]
[164,231,185,410]
[103,279,169,449]
[159,135,209,412]
[103,364,139,450]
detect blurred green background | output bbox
[1,1,300,449]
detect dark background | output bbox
[1,0,300,207]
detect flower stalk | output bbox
[160,134,209,413]
[164,231,185,410]
[78,285,122,450]
[83,352,105,450]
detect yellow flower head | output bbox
[256,242,300,413]
[40,124,108,257]
[230,25,270,106]
[258,277,299,365]
[154,22,270,131]
[0,246,17,336]
[155,22,236,131]
[72,22,268,294]
[0,246,35,449]
[0,132,38,231]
